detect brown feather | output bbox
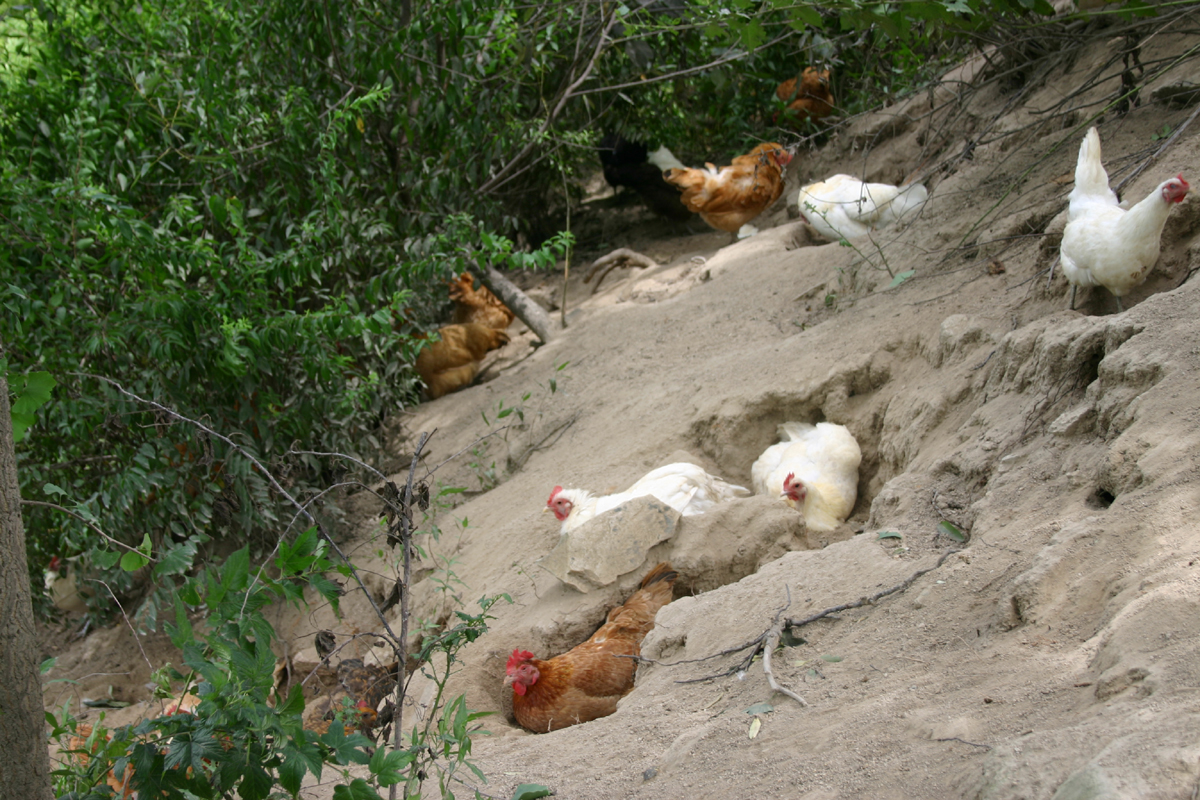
[448,273,514,330]
[664,144,791,234]
[415,323,510,399]
[509,562,678,732]
[775,68,835,127]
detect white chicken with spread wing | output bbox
[797,175,928,242]
[1059,127,1189,312]
[752,422,861,532]
[547,463,750,536]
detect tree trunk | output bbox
[0,372,55,800]
[466,259,557,344]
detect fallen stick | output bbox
[466,258,556,344]
[585,248,658,294]
[665,549,963,706]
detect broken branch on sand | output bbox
[660,549,962,706]
[585,248,658,293]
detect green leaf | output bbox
[511,785,554,800]
[40,656,57,674]
[332,778,383,800]
[153,540,197,578]
[239,764,273,800]
[937,520,966,541]
[888,270,915,288]
[744,702,775,715]
[11,372,56,413]
[278,752,306,796]
[368,747,413,785]
[778,629,806,648]
[877,530,902,539]
[121,540,151,572]
[820,654,843,662]
[208,194,227,227]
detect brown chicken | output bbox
[774,67,835,127]
[415,323,510,399]
[302,697,379,736]
[504,562,678,732]
[448,272,514,331]
[664,143,792,239]
[63,725,136,799]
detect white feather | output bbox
[797,175,928,242]
[552,462,749,536]
[751,422,861,532]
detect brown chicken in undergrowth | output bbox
[63,725,136,799]
[505,562,678,732]
[774,67,835,127]
[63,696,200,798]
[664,143,792,239]
[415,322,510,399]
[448,272,514,330]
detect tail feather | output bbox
[639,561,678,589]
[777,421,817,442]
[878,184,928,227]
[1069,128,1117,215]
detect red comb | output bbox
[506,648,534,673]
[784,472,795,485]
[547,486,563,505]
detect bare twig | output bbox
[95,580,154,675]
[1113,99,1200,195]
[935,736,992,751]
[668,550,962,701]
[75,373,404,644]
[20,500,151,559]
[389,431,430,800]
[762,617,808,707]
[585,248,659,294]
[784,549,962,630]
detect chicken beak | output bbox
[502,674,516,687]
[542,506,551,514]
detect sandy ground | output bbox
[42,17,1200,800]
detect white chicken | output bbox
[547,463,750,536]
[44,555,90,613]
[797,175,928,242]
[751,422,861,532]
[1060,127,1189,311]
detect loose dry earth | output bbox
[42,17,1200,800]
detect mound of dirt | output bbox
[42,15,1200,800]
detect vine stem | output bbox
[391,431,430,800]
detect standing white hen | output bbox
[547,463,750,536]
[1060,127,1189,311]
[751,422,861,532]
[797,175,928,242]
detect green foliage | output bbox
[937,520,967,541]
[7,369,57,443]
[50,521,506,799]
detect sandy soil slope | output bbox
[42,15,1200,800]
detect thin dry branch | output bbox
[20,500,150,559]
[762,618,807,707]
[784,549,962,630]
[585,248,659,294]
[664,550,962,707]
[77,373,404,645]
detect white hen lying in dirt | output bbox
[797,174,928,242]
[547,463,750,537]
[752,422,861,532]
[1060,127,1189,312]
